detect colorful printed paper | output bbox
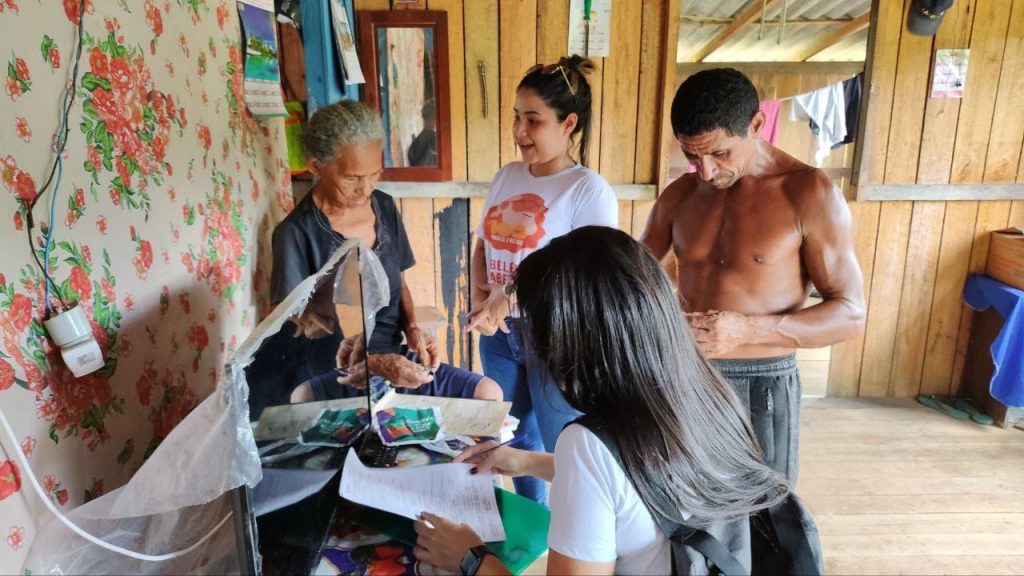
[301,407,370,447]
[375,406,444,446]
[237,0,288,116]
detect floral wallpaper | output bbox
[0,0,293,571]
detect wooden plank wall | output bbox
[830,0,1024,397]
[353,0,677,370]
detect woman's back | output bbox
[549,424,670,575]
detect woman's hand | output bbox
[291,309,334,339]
[336,333,367,369]
[369,353,434,389]
[454,442,531,477]
[406,326,442,371]
[413,512,485,573]
[466,282,511,337]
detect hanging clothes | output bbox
[759,99,782,145]
[833,74,862,148]
[789,81,846,167]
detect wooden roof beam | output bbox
[796,11,872,61]
[691,0,780,62]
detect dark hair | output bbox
[517,55,595,164]
[514,226,788,525]
[671,68,760,138]
[421,99,435,121]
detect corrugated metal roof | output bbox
[678,0,871,62]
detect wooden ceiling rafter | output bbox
[681,15,861,26]
[795,10,872,61]
[691,0,780,62]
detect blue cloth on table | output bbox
[963,274,1024,407]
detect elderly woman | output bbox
[269,100,500,403]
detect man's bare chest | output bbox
[672,197,802,268]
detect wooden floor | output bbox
[800,398,1024,575]
[525,397,1024,575]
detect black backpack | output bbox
[573,416,824,576]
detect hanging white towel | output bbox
[789,81,847,167]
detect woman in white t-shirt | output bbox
[465,55,617,505]
[414,227,788,576]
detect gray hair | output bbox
[301,100,384,162]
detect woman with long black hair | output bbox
[414,226,788,575]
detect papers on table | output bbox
[253,393,511,445]
[339,450,506,542]
[253,397,367,442]
[375,390,511,438]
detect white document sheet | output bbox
[339,450,506,542]
[329,0,365,84]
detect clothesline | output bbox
[773,72,862,102]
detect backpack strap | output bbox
[568,416,748,576]
[759,495,824,575]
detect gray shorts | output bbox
[710,354,800,482]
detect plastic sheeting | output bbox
[24,240,389,574]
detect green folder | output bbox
[489,488,551,574]
[347,487,550,575]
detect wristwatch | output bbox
[460,544,495,576]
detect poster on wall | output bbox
[568,0,611,58]
[237,0,288,116]
[330,0,365,85]
[931,49,969,98]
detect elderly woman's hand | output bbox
[336,333,367,369]
[405,326,442,372]
[413,512,485,573]
[368,353,433,389]
[291,309,334,339]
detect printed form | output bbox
[340,450,507,542]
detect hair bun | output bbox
[559,54,596,78]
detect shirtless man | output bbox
[641,68,865,481]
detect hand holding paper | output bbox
[339,450,506,542]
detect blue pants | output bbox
[478,318,580,504]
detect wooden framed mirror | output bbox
[358,10,452,182]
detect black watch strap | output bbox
[460,544,494,576]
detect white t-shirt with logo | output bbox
[476,162,618,307]
[548,424,672,575]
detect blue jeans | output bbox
[478,318,580,505]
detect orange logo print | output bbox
[483,193,548,253]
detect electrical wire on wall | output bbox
[23,0,87,316]
[1,0,235,563]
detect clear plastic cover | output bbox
[24,240,389,574]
